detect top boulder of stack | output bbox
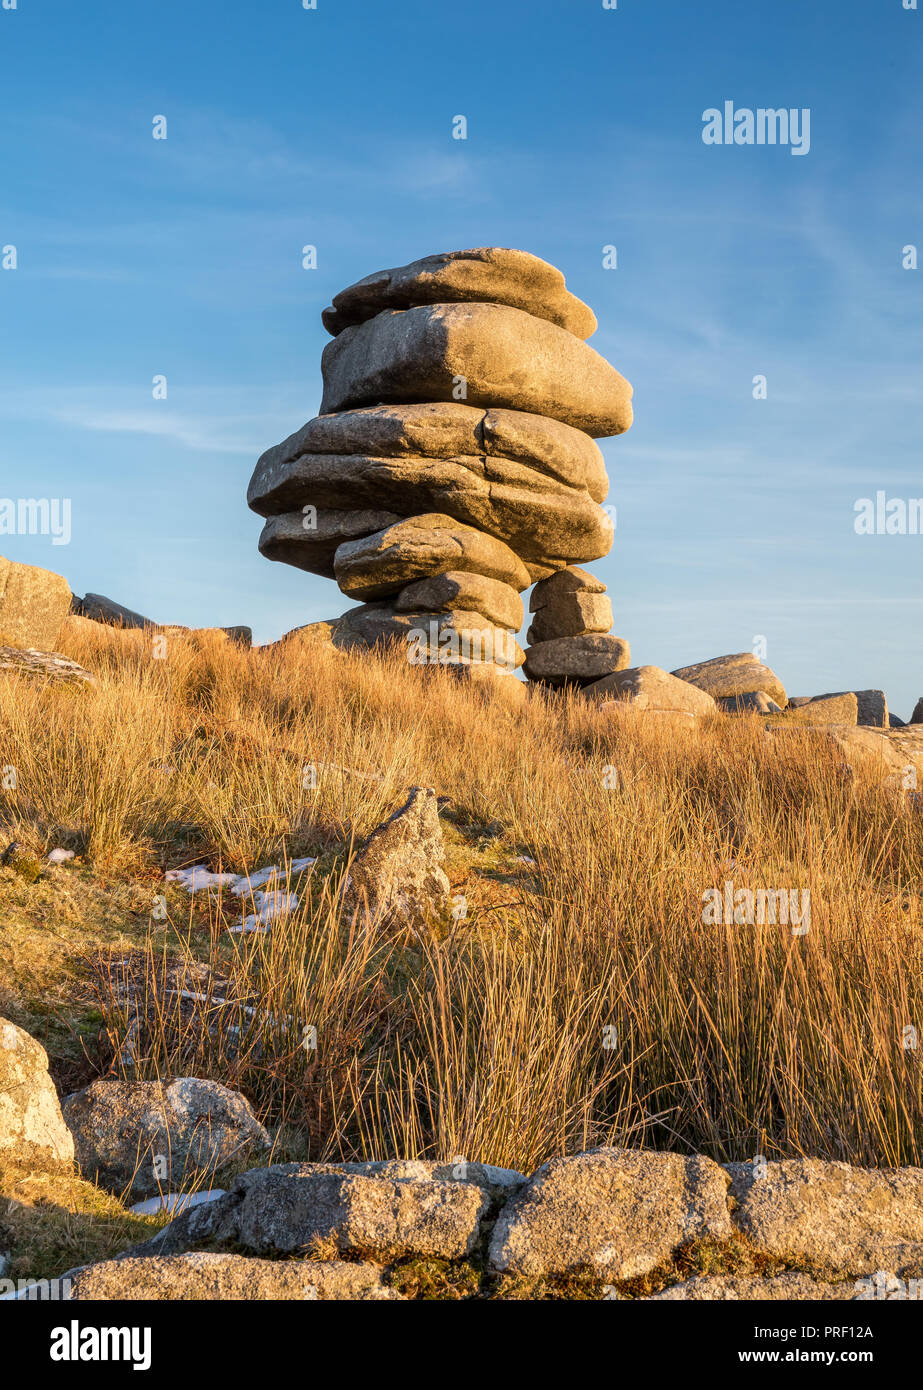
[322,247,598,341]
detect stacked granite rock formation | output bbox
[248,248,633,688]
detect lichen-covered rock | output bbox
[649,1273,858,1301]
[342,786,450,929]
[0,1018,75,1172]
[0,647,94,686]
[488,1147,733,1279]
[727,1159,923,1278]
[61,1077,269,1198]
[133,1165,488,1261]
[67,1252,400,1300]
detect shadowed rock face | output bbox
[321,246,598,340]
[251,249,631,689]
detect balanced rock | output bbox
[0,556,72,650]
[322,246,598,339]
[251,403,609,506]
[258,508,401,578]
[0,1017,75,1172]
[524,634,630,688]
[394,571,523,631]
[334,514,531,600]
[62,1077,269,1198]
[251,250,633,674]
[671,653,787,709]
[319,303,633,437]
[527,566,613,643]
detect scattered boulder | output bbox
[67,1252,400,1301]
[786,693,859,725]
[649,1273,857,1301]
[911,698,923,726]
[0,556,72,650]
[71,592,152,629]
[0,1017,75,1171]
[321,246,598,339]
[583,665,717,716]
[854,689,889,728]
[488,1147,733,1279]
[61,1077,269,1198]
[523,634,630,687]
[727,1159,923,1278]
[342,786,451,929]
[671,654,787,709]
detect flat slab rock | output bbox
[728,1159,923,1278]
[133,1163,489,1261]
[322,246,597,340]
[672,653,787,709]
[250,403,609,507]
[0,646,94,686]
[319,303,633,439]
[66,1252,399,1300]
[524,634,630,686]
[649,1273,859,1301]
[488,1147,733,1279]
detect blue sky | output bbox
[1,0,921,712]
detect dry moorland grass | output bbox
[1,616,922,1197]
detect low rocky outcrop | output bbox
[0,647,94,686]
[487,1147,733,1279]
[583,665,717,717]
[727,1159,923,1278]
[66,1251,399,1301]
